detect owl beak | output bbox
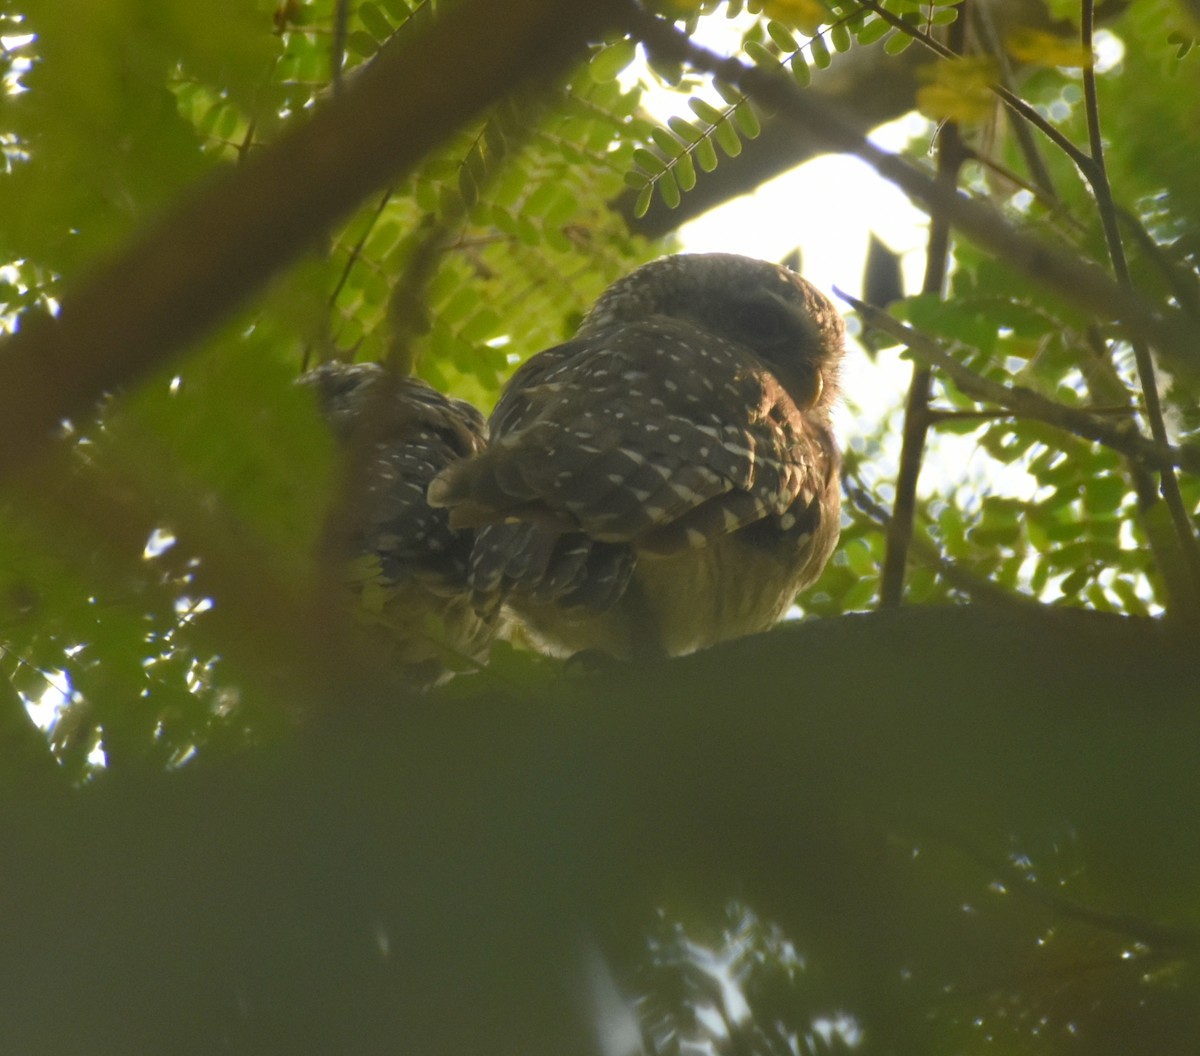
[806,370,824,409]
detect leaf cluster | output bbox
[0,1,1199,1051]
[0,0,657,774]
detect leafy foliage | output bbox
[1,0,1199,1052]
[0,0,657,772]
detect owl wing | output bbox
[304,362,497,683]
[428,318,829,609]
[306,362,487,588]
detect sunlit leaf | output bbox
[1005,27,1092,69]
[761,0,826,35]
[767,19,800,51]
[713,117,743,156]
[695,134,719,171]
[688,97,725,125]
[744,38,778,67]
[809,31,831,69]
[856,16,891,46]
[915,56,999,124]
[674,149,697,190]
[589,38,637,82]
[657,168,682,208]
[634,182,654,217]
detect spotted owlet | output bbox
[303,361,500,683]
[428,253,845,659]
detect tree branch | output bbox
[1079,0,1200,616]
[880,6,968,609]
[856,0,1097,179]
[624,7,1189,371]
[615,42,927,238]
[1,605,1196,1053]
[842,293,1200,477]
[0,0,624,485]
[843,469,1044,611]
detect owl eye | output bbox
[730,296,792,345]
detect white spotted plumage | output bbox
[428,253,846,659]
[303,361,500,683]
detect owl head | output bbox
[577,252,844,412]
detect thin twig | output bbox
[0,0,623,485]
[932,826,1200,953]
[959,145,1058,214]
[1080,0,1200,616]
[844,470,1042,611]
[926,405,1133,425]
[880,9,968,609]
[1117,205,1200,319]
[624,6,1187,370]
[329,188,396,316]
[385,216,455,375]
[969,1,1057,202]
[841,293,1200,477]
[855,0,1096,178]
[332,0,349,95]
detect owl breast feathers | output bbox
[428,252,845,659]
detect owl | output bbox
[428,253,845,659]
[303,361,500,684]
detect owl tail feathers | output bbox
[426,462,468,510]
[428,455,579,535]
[425,459,508,529]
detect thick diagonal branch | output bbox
[626,8,1187,372]
[0,0,622,483]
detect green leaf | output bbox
[857,16,891,46]
[713,119,742,157]
[633,147,667,175]
[884,29,915,55]
[1111,577,1150,617]
[842,538,877,577]
[650,126,680,155]
[1059,565,1092,596]
[358,2,394,41]
[346,30,379,57]
[675,150,697,191]
[809,32,831,69]
[767,20,800,51]
[633,182,654,217]
[733,101,761,138]
[668,116,704,143]
[712,80,741,106]
[523,183,558,217]
[688,97,726,125]
[657,169,682,209]
[1083,475,1127,515]
[744,39,778,67]
[589,39,636,83]
[458,167,478,210]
